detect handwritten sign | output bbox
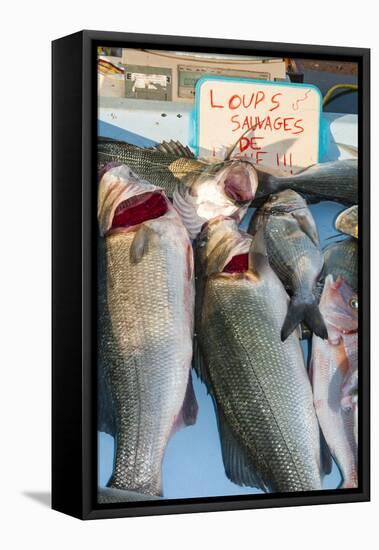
[194,77,322,172]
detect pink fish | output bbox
[310,275,358,488]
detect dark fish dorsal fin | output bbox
[169,372,199,437]
[150,140,195,158]
[192,337,214,395]
[98,367,116,437]
[320,429,333,477]
[217,409,268,491]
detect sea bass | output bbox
[253,158,357,205]
[98,164,198,496]
[249,189,328,341]
[335,205,358,238]
[311,275,358,488]
[98,138,258,239]
[195,217,323,493]
[99,138,357,206]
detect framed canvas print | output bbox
[52,30,370,520]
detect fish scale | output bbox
[255,159,357,205]
[311,276,358,488]
[249,190,326,341]
[319,239,358,295]
[198,262,322,493]
[98,139,207,197]
[98,216,194,496]
[264,217,322,296]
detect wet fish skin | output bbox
[195,218,323,493]
[98,138,203,197]
[335,205,358,238]
[249,189,327,341]
[98,165,197,496]
[311,275,358,488]
[253,159,358,205]
[98,139,258,239]
[174,161,257,240]
[316,238,358,300]
[97,487,161,504]
[99,138,357,207]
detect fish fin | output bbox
[291,210,320,247]
[192,336,213,393]
[150,140,195,158]
[248,229,270,275]
[186,243,194,281]
[129,225,156,263]
[98,367,116,437]
[336,142,358,158]
[281,297,328,342]
[320,429,333,477]
[217,409,266,491]
[171,373,199,436]
[181,372,199,426]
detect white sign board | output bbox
[195,77,322,173]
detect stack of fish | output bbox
[97,138,359,499]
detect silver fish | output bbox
[252,159,358,206]
[249,189,328,341]
[98,165,198,496]
[98,139,258,240]
[311,275,358,488]
[173,160,258,240]
[195,218,323,493]
[98,487,161,504]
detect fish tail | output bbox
[281,296,328,342]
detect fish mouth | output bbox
[110,191,168,231]
[222,163,258,204]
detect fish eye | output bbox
[350,297,358,309]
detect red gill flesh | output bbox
[111,191,168,229]
[223,253,249,273]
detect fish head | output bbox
[335,205,358,238]
[320,275,358,337]
[98,164,169,236]
[262,189,306,215]
[196,216,252,276]
[189,159,258,220]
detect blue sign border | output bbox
[191,75,325,162]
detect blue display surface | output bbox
[98,199,348,498]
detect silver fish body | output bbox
[254,159,357,205]
[98,138,203,197]
[98,139,258,239]
[98,165,197,496]
[249,190,327,341]
[316,238,358,300]
[195,218,323,493]
[97,487,161,504]
[311,275,358,488]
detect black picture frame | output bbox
[52,30,370,520]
